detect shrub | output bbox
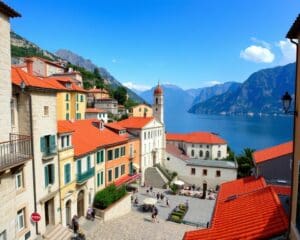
[170,183,178,194]
[94,184,126,209]
[171,215,182,223]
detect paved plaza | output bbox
[80,186,216,240]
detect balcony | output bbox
[76,167,95,184]
[42,146,57,160]
[0,134,32,172]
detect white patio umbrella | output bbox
[174,180,185,186]
[143,198,157,205]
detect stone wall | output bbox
[95,193,131,222]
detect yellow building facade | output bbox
[130,104,153,117]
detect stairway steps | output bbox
[145,167,168,188]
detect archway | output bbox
[77,190,85,217]
[65,200,72,226]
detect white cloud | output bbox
[123,81,151,91]
[240,45,275,63]
[250,37,271,49]
[112,59,117,63]
[277,39,296,64]
[205,80,221,86]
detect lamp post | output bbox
[281,91,298,116]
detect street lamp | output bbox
[281,91,297,116]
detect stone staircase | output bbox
[144,167,168,188]
[42,224,73,240]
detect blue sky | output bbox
[6,0,299,90]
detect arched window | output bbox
[217,151,221,158]
[199,150,203,157]
[191,150,194,157]
[205,151,209,159]
[156,98,158,105]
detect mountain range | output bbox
[10,32,144,103]
[188,63,295,115]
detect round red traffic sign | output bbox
[31,212,41,222]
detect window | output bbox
[108,150,113,161]
[203,169,207,176]
[139,107,141,112]
[76,113,81,119]
[0,230,7,240]
[217,151,221,158]
[191,150,194,157]
[148,132,150,139]
[80,95,84,102]
[77,159,82,174]
[115,167,119,179]
[121,146,126,156]
[15,171,23,190]
[207,145,209,148]
[61,135,70,149]
[43,106,49,116]
[199,150,203,157]
[87,156,91,169]
[11,99,15,126]
[192,144,194,147]
[114,148,120,159]
[76,103,79,111]
[44,164,55,187]
[97,150,104,164]
[121,165,125,175]
[64,163,71,184]
[66,103,69,110]
[97,171,104,187]
[76,94,79,102]
[144,132,146,140]
[65,93,69,101]
[66,113,70,120]
[216,170,221,177]
[40,135,56,155]
[156,98,158,104]
[108,169,112,182]
[205,151,209,159]
[17,208,25,231]
[191,168,196,175]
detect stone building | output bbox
[0,3,37,240]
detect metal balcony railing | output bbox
[0,133,32,171]
[76,167,95,184]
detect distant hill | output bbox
[189,82,241,106]
[10,32,144,103]
[189,63,296,115]
[55,49,144,103]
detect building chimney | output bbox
[25,58,34,75]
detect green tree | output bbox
[113,86,127,105]
[236,148,255,178]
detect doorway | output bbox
[77,190,84,217]
[65,200,72,226]
[44,198,55,227]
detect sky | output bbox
[6,0,300,91]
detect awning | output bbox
[114,173,141,187]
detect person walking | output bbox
[156,192,160,202]
[160,193,164,201]
[154,206,159,223]
[72,215,79,237]
[166,197,170,207]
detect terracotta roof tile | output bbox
[86,108,106,113]
[57,120,128,157]
[114,173,141,187]
[118,117,154,129]
[183,177,288,240]
[166,143,189,161]
[105,122,126,131]
[167,132,226,144]
[253,141,293,164]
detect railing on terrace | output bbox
[76,167,95,184]
[0,133,32,171]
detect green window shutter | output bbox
[66,113,70,120]
[44,166,49,187]
[77,160,82,174]
[76,94,79,102]
[96,152,100,164]
[64,164,70,184]
[50,135,56,153]
[100,150,104,163]
[40,136,46,153]
[101,171,104,185]
[66,136,70,146]
[87,156,91,169]
[80,95,84,102]
[97,173,100,187]
[51,164,55,184]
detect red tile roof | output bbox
[253,141,293,164]
[86,108,106,113]
[57,123,74,134]
[57,120,128,157]
[270,184,291,196]
[217,176,266,201]
[114,173,141,187]
[12,67,86,93]
[167,132,226,144]
[184,177,288,240]
[166,144,189,161]
[118,117,155,129]
[105,122,126,131]
[88,88,108,93]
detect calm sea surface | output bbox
[165,111,293,154]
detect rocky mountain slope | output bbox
[189,63,295,115]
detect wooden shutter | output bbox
[64,164,71,184]
[40,136,45,153]
[97,173,100,187]
[44,165,49,187]
[100,150,104,163]
[101,171,104,185]
[87,156,91,169]
[50,164,55,184]
[96,152,100,164]
[77,160,82,174]
[50,135,56,153]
